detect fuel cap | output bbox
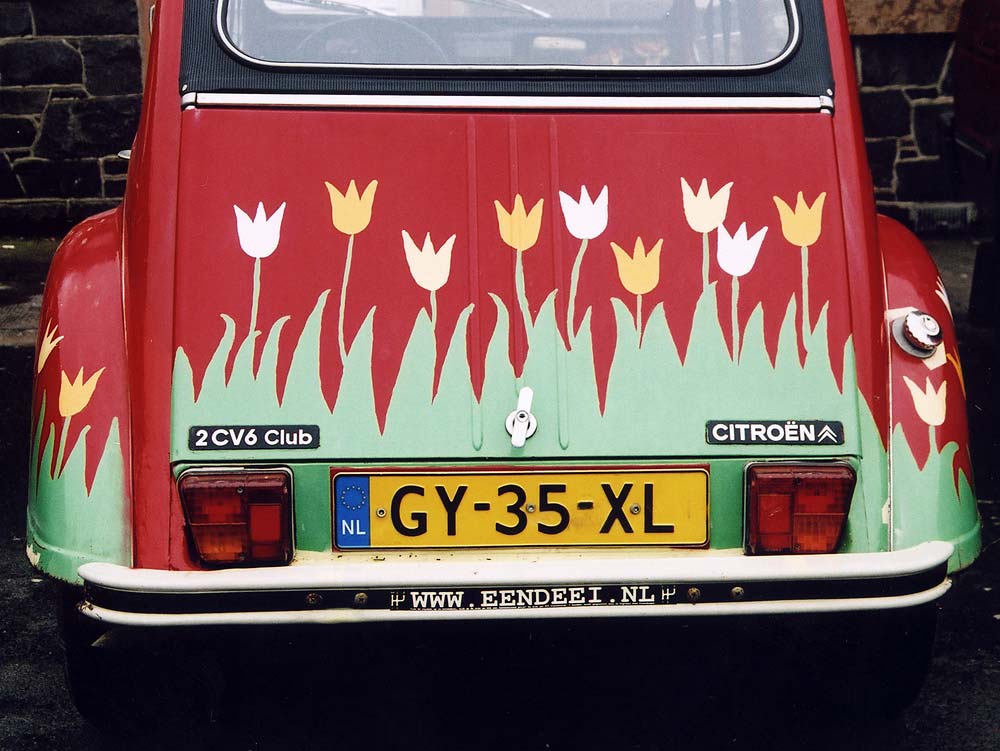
[892,310,942,358]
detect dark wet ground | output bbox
[0,235,997,750]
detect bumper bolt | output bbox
[687,587,702,603]
[354,592,369,607]
[305,592,323,608]
[731,586,745,601]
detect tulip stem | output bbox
[338,234,355,365]
[515,249,532,337]
[429,290,438,370]
[731,276,740,362]
[567,238,588,344]
[801,245,810,350]
[636,294,644,348]
[702,232,710,290]
[249,257,261,341]
[55,416,70,479]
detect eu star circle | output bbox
[338,483,368,511]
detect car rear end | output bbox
[78,0,966,628]
[27,1,980,731]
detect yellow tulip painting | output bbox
[611,237,663,345]
[56,366,105,478]
[495,194,545,338]
[773,191,826,248]
[325,179,379,365]
[495,194,544,253]
[773,191,827,348]
[59,367,104,419]
[326,179,378,236]
[37,320,63,374]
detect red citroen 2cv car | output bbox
[27,0,981,732]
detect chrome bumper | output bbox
[77,541,953,627]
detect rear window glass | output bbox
[220,0,797,70]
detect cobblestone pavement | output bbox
[0,235,997,750]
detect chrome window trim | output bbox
[181,92,834,113]
[215,0,803,74]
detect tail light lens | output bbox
[747,464,855,555]
[179,470,292,566]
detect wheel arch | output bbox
[27,208,133,584]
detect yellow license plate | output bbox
[332,469,708,549]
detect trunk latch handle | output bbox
[506,387,538,448]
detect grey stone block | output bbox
[0,199,68,234]
[35,95,141,159]
[0,116,37,148]
[0,155,23,199]
[80,37,141,96]
[856,34,953,88]
[101,155,129,176]
[913,102,953,157]
[14,157,102,198]
[895,158,959,202]
[0,88,49,115]
[103,176,126,198]
[0,39,82,86]
[31,0,137,36]
[0,3,33,36]
[865,139,897,189]
[860,89,911,139]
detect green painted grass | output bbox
[26,393,130,583]
[169,282,979,562]
[172,284,862,459]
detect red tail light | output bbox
[747,464,855,555]
[179,470,292,566]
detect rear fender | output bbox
[879,215,980,571]
[26,209,132,584]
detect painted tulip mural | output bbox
[24,110,979,584]
[495,194,545,340]
[717,222,768,359]
[610,236,663,344]
[681,177,733,289]
[326,179,378,364]
[559,185,609,342]
[233,201,287,343]
[773,191,827,349]
[150,109,977,574]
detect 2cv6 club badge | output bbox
[24,0,980,736]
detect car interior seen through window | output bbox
[222,0,795,69]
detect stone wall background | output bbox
[856,33,967,229]
[0,1,142,233]
[846,0,962,35]
[0,1,974,234]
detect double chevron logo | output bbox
[817,424,839,443]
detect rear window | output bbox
[220,0,797,70]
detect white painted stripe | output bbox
[79,581,952,627]
[79,541,952,593]
[181,92,834,112]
